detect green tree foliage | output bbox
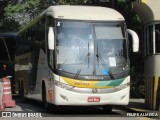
[0,0,20,32]
[4,0,40,26]
[1,0,141,31]
[3,0,57,28]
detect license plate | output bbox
[88,96,100,102]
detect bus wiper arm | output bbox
[96,45,114,79]
[74,42,90,79]
[74,53,90,79]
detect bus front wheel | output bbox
[20,81,26,102]
[42,82,50,111]
[18,81,21,97]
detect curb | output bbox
[115,105,149,113]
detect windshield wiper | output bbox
[96,44,114,79]
[74,42,90,79]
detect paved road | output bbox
[0,96,158,120]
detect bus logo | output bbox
[92,88,97,93]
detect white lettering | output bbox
[28,113,42,117]
[127,112,159,117]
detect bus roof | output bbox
[45,5,124,21]
[18,6,125,34]
[0,33,17,38]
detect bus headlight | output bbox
[55,81,73,90]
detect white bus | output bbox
[15,5,139,112]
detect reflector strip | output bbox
[3,82,10,84]
[3,87,11,90]
[3,92,11,94]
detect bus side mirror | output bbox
[48,27,55,50]
[127,29,139,52]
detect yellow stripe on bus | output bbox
[61,77,113,88]
[145,76,160,110]
[153,76,159,110]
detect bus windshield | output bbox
[55,20,128,78]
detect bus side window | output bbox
[35,18,46,52]
[39,17,46,52]
[155,24,160,53]
[26,18,46,53]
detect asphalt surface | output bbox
[0,95,160,120]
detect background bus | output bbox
[15,5,139,112]
[0,33,16,93]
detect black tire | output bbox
[20,81,26,102]
[42,82,50,111]
[102,105,113,113]
[18,81,21,97]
